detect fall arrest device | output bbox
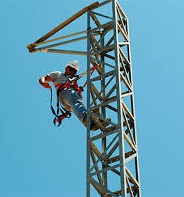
[50,88,71,127]
[50,64,99,127]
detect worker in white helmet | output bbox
[39,60,110,130]
[39,60,96,130]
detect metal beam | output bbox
[27,1,99,52]
[86,0,141,196]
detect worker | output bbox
[39,60,107,130]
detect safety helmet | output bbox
[65,60,79,72]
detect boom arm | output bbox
[27,2,99,53]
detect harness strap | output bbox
[55,80,82,97]
[82,64,99,88]
[50,88,71,127]
[55,64,99,94]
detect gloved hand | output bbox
[43,83,52,89]
[79,86,84,92]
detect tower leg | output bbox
[86,1,141,196]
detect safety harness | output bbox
[50,64,99,127]
[50,88,71,127]
[55,80,83,97]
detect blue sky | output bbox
[1,0,184,197]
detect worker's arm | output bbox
[39,75,52,89]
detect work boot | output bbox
[91,108,111,130]
[83,114,89,126]
[90,118,111,131]
[82,115,103,131]
[83,115,111,131]
[91,108,100,115]
[82,109,100,126]
[82,115,97,130]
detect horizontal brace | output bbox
[89,20,113,34]
[90,164,120,177]
[35,35,87,50]
[90,178,117,197]
[121,91,133,98]
[119,42,129,46]
[106,164,120,176]
[90,96,118,110]
[90,92,133,115]
[125,152,137,164]
[107,151,137,165]
[114,186,138,195]
[104,125,120,133]
[35,30,88,47]
[107,155,119,164]
[39,49,87,56]
[91,10,113,20]
[89,128,118,142]
[90,70,115,82]
[92,44,114,55]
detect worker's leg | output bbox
[59,89,87,123]
[59,90,110,130]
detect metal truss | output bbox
[27,1,141,196]
[86,1,141,196]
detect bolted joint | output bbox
[26,43,36,53]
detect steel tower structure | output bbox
[27,1,141,196]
